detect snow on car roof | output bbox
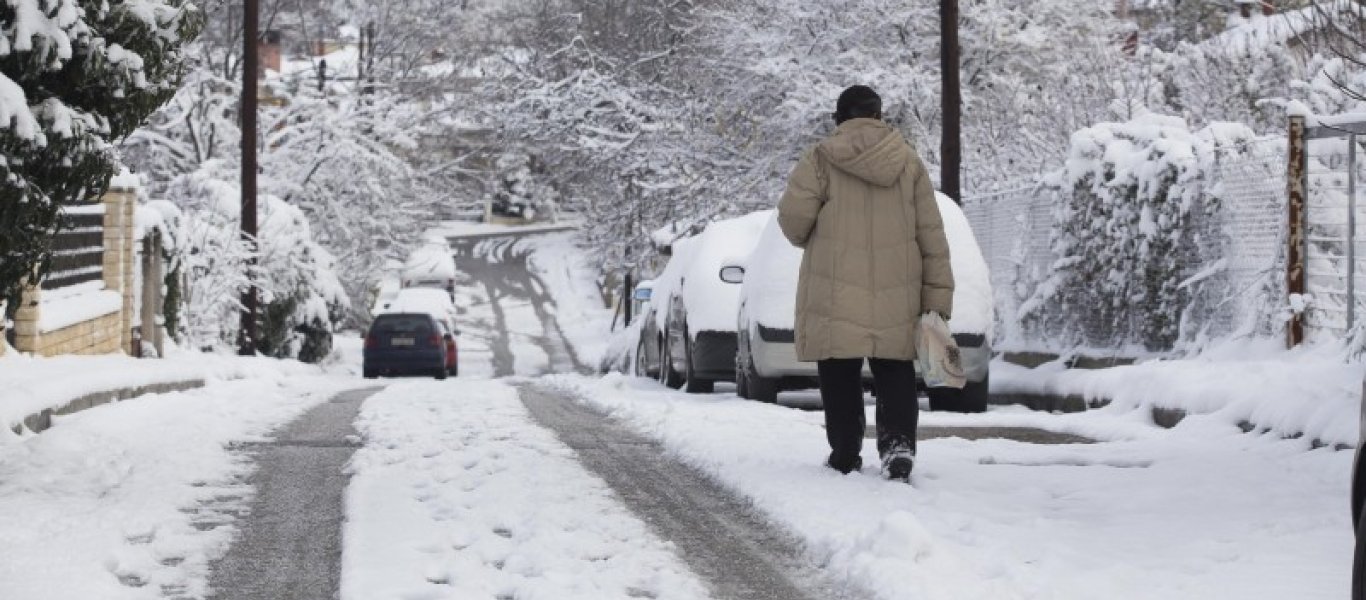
[403,244,457,281]
[678,210,772,334]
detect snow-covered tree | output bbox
[0,0,203,306]
[123,0,479,335]
[154,161,346,359]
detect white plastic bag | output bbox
[915,312,966,389]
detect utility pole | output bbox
[940,0,962,203]
[239,0,260,356]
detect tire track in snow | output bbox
[519,384,859,600]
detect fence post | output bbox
[1350,135,1358,331]
[1286,115,1308,347]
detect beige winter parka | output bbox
[777,118,954,362]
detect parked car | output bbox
[726,193,994,410]
[1353,373,1366,598]
[636,211,771,393]
[598,280,654,375]
[402,242,457,301]
[362,313,455,379]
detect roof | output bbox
[1204,1,1364,53]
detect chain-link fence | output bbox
[960,186,1052,346]
[963,136,1288,355]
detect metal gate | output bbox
[1301,117,1366,339]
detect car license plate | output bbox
[391,337,415,346]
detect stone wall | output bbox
[10,185,146,357]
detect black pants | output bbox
[817,358,919,467]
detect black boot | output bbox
[880,438,915,482]
[826,453,863,475]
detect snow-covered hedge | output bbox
[1022,114,1266,352]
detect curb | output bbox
[13,379,207,435]
[989,390,1355,450]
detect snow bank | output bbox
[0,372,354,599]
[0,349,325,433]
[547,373,1352,600]
[995,339,1362,447]
[342,380,711,600]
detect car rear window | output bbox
[370,315,434,335]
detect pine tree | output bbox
[0,1,203,302]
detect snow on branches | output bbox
[0,0,203,308]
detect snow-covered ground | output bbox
[0,370,359,599]
[545,373,1353,600]
[522,231,615,367]
[342,380,711,600]
[995,338,1362,447]
[0,346,324,434]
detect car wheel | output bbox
[1356,508,1366,600]
[735,344,751,399]
[927,376,989,413]
[434,368,448,381]
[746,357,779,404]
[683,332,714,394]
[635,339,654,378]
[659,338,684,389]
[363,369,377,379]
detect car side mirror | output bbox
[719,266,745,284]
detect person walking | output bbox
[776,85,954,481]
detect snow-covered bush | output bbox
[158,163,346,361]
[1022,114,1262,352]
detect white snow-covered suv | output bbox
[724,192,994,410]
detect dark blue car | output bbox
[363,313,454,379]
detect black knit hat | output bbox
[835,85,881,124]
